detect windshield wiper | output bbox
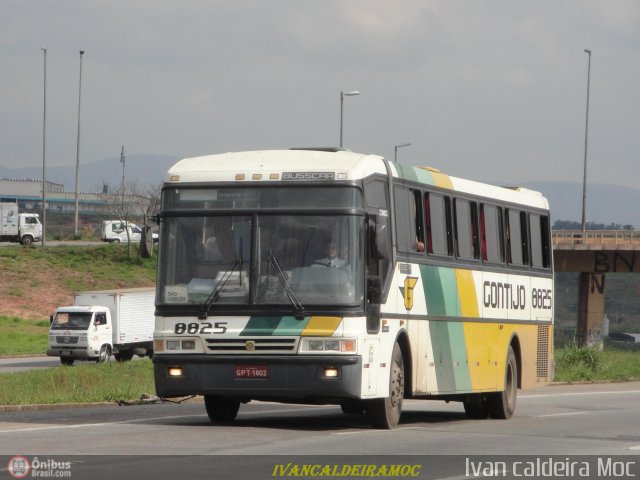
[268,255,306,320]
[199,260,240,320]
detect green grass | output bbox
[0,244,156,292]
[0,316,50,356]
[555,343,640,382]
[0,360,155,405]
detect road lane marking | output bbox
[0,405,340,434]
[521,390,640,399]
[533,411,587,418]
[627,445,640,451]
[0,414,208,433]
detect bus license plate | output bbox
[235,365,268,378]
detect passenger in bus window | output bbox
[312,240,346,268]
[204,236,223,261]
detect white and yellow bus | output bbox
[153,148,553,429]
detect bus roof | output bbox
[166,149,548,210]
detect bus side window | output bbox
[393,186,419,253]
[481,204,504,263]
[453,198,479,260]
[365,179,392,285]
[506,209,528,266]
[425,193,452,256]
[413,190,425,252]
[530,213,551,268]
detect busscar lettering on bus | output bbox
[152,149,554,429]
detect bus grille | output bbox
[205,337,298,354]
[536,325,550,379]
[56,336,79,344]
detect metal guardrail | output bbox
[552,230,640,246]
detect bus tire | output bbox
[366,342,404,429]
[204,395,240,423]
[487,346,517,419]
[340,399,365,415]
[463,395,489,419]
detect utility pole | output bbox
[120,146,125,213]
[73,50,85,236]
[41,48,47,247]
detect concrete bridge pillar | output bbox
[577,273,605,348]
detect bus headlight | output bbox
[300,338,356,353]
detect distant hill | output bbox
[1,156,638,227]
[0,154,179,193]
[520,181,640,228]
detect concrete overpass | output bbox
[553,230,640,347]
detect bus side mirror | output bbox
[367,276,382,305]
[49,315,54,325]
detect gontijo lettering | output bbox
[483,282,553,310]
[272,463,422,477]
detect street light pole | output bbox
[394,142,411,163]
[339,90,360,148]
[73,50,85,236]
[581,49,592,236]
[120,146,125,213]
[41,47,47,247]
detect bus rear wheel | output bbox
[366,342,404,429]
[487,346,518,419]
[204,395,240,423]
[463,395,489,419]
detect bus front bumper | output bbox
[153,354,362,400]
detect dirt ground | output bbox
[0,269,75,320]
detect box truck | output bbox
[0,202,42,245]
[47,288,156,366]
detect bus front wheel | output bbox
[204,395,240,423]
[487,346,518,419]
[366,342,404,429]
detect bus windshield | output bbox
[158,214,364,308]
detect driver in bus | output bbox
[312,240,347,268]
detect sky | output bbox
[2,0,640,189]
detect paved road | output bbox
[0,356,60,373]
[1,382,639,478]
[0,355,145,373]
[1,382,638,455]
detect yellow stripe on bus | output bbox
[300,316,342,336]
[455,269,479,318]
[431,171,453,190]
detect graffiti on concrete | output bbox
[590,273,605,294]
[594,251,638,273]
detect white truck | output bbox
[0,202,42,245]
[47,288,156,366]
[102,220,158,244]
[101,220,143,243]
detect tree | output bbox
[99,180,161,258]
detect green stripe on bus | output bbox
[420,265,447,316]
[447,321,472,391]
[429,321,456,392]
[421,265,472,391]
[395,164,435,185]
[274,316,311,335]
[240,316,310,336]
